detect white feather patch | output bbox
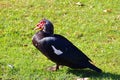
[51,45,63,55]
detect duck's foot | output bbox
[47,64,63,71]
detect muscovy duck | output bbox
[32,19,102,73]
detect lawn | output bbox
[0,0,120,80]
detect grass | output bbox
[0,0,120,80]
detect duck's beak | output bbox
[34,27,40,30]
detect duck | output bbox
[32,19,102,73]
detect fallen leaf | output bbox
[23,44,28,47]
[103,9,112,13]
[76,2,84,6]
[8,64,14,69]
[77,78,89,80]
[115,15,120,20]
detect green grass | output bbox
[0,0,120,80]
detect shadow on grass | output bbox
[67,69,120,79]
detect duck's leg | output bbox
[55,64,60,71]
[47,64,62,71]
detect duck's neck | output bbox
[39,30,53,38]
[43,26,54,35]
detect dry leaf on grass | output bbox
[76,77,89,80]
[103,9,112,13]
[76,2,85,6]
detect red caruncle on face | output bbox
[36,20,46,29]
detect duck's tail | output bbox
[88,63,102,73]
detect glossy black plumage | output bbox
[32,19,102,73]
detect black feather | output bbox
[32,19,102,73]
